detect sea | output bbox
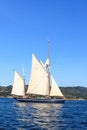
[0,98,87,130]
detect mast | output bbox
[48,41,51,96]
[22,67,25,97]
[22,67,25,82]
[48,40,50,72]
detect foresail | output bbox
[50,75,64,97]
[11,71,25,96]
[27,54,50,96]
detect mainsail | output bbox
[27,54,50,96]
[11,71,25,96]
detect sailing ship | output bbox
[11,51,65,103]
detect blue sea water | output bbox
[0,98,87,130]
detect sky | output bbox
[0,0,87,87]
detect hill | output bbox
[60,86,87,100]
[0,85,87,99]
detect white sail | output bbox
[50,75,64,97]
[27,54,50,96]
[11,71,25,96]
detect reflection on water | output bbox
[31,103,64,129]
[0,99,87,130]
[14,102,64,129]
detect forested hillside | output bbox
[60,86,87,99]
[0,85,87,99]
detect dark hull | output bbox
[14,98,65,103]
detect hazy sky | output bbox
[0,0,87,87]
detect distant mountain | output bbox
[0,85,12,97]
[60,86,87,100]
[0,85,87,99]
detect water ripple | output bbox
[0,98,87,130]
